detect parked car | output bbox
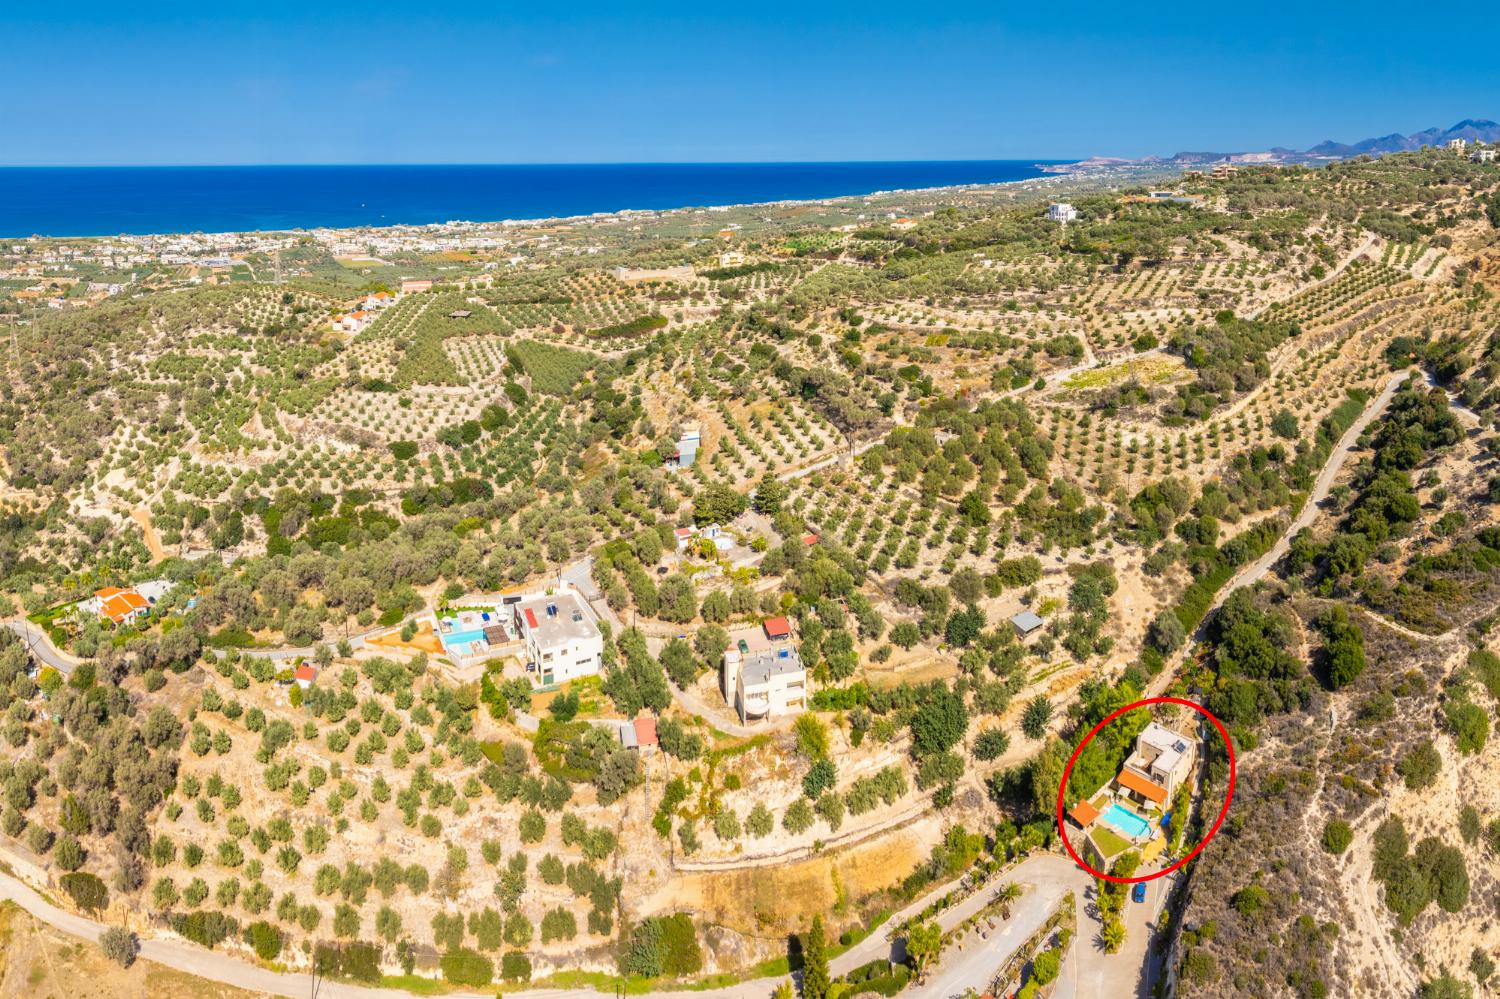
[737,639,749,654]
[1132,882,1148,903]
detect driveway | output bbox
[1054,870,1176,999]
[913,855,1090,999]
[0,844,1106,999]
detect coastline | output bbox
[0,160,1082,240]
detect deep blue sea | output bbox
[0,161,1066,237]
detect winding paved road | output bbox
[1148,369,1407,697]
[0,852,1089,999]
[0,370,1419,999]
[1,618,79,673]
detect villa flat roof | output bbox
[1139,721,1193,755]
[740,647,804,687]
[1153,746,1184,776]
[514,591,599,650]
[1117,769,1168,805]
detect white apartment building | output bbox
[721,619,807,723]
[511,589,604,685]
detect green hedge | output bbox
[170,910,237,948]
[245,920,283,960]
[313,941,382,983]
[501,950,532,982]
[441,947,494,986]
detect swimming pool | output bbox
[1102,802,1152,840]
[439,626,487,656]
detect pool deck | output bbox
[1083,792,1165,863]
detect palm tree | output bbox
[1101,917,1126,954]
[993,882,1023,919]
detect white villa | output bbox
[78,578,176,625]
[722,618,807,723]
[1067,718,1200,868]
[1117,721,1198,806]
[1047,203,1079,223]
[511,589,605,686]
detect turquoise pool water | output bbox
[1102,802,1152,840]
[439,624,488,656]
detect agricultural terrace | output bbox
[0,149,1499,995]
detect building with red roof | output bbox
[1068,798,1101,829]
[1115,768,1168,807]
[762,616,792,642]
[633,716,658,751]
[93,586,151,625]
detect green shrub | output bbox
[246,920,283,960]
[170,911,237,948]
[440,947,494,987]
[60,872,109,913]
[1322,819,1353,855]
[501,950,532,982]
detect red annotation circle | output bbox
[1054,696,1235,884]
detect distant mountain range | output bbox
[1171,119,1500,164]
[1065,119,1500,172]
[1301,118,1500,158]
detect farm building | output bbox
[1011,611,1045,638]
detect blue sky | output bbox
[3,1,1495,165]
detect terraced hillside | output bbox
[0,149,1499,998]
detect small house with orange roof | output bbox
[630,715,658,754]
[334,310,372,333]
[88,586,151,625]
[78,578,177,626]
[762,616,792,642]
[1067,798,1101,830]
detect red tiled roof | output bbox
[801,533,820,546]
[763,616,791,640]
[1068,799,1101,827]
[98,588,149,624]
[294,664,318,682]
[1116,769,1168,805]
[633,716,658,747]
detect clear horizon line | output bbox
[0,157,1081,170]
